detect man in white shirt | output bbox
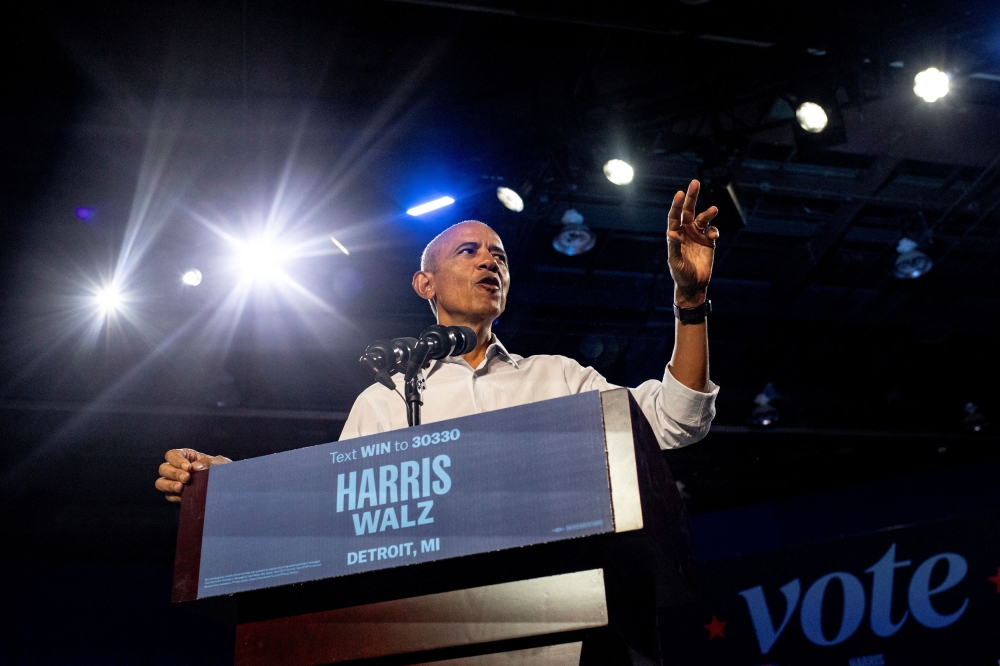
[155,180,721,502]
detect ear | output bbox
[412,270,435,302]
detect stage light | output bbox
[749,383,780,427]
[75,207,95,222]
[94,285,121,313]
[893,237,933,279]
[496,187,524,212]
[603,159,634,185]
[553,208,596,256]
[914,67,949,102]
[329,235,350,255]
[407,196,455,217]
[963,403,989,434]
[181,269,203,286]
[236,238,287,281]
[795,102,828,133]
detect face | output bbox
[415,222,510,325]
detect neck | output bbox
[437,313,493,369]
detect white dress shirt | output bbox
[340,336,718,450]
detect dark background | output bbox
[1,1,999,663]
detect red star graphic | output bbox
[988,567,1000,594]
[704,615,727,640]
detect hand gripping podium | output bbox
[173,389,694,666]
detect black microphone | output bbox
[421,325,477,359]
[403,325,478,381]
[359,337,417,390]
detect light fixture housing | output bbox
[894,250,933,279]
[795,101,829,133]
[553,209,596,256]
[496,187,524,212]
[963,403,989,433]
[603,159,634,186]
[894,237,933,279]
[914,67,950,103]
[748,383,780,427]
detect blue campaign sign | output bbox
[196,391,614,598]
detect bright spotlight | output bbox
[914,67,949,102]
[407,196,455,217]
[181,269,203,286]
[236,239,287,281]
[795,101,828,133]
[496,187,524,212]
[94,286,121,313]
[603,159,634,185]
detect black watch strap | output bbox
[673,299,712,324]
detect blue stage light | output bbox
[75,207,95,222]
[407,196,455,217]
[894,237,933,279]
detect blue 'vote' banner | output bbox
[196,391,614,598]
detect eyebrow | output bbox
[454,241,506,256]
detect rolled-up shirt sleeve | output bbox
[562,357,718,450]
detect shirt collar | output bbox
[434,334,520,370]
[486,335,520,369]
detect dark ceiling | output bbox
[2,0,1000,565]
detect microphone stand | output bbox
[403,339,431,427]
[404,378,421,427]
[360,325,475,428]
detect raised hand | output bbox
[155,448,231,503]
[667,180,719,307]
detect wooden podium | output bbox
[173,389,694,666]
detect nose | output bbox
[478,251,500,272]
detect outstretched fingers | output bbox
[667,189,685,232]
[682,180,702,225]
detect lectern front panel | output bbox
[194,391,615,599]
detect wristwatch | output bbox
[673,299,712,324]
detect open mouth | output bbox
[476,275,501,291]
